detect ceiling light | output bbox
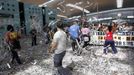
[57,7,60,9]
[78,2,83,5]
[66,4,90,13]
[70,9,74,11]
[127,16,134,18]
[75,2,83,5]
[117,13,122,17]
[87,1,90,4]
[68,16,81,20]
[39,0,55,7]
[57,15,68,18]
[57,7,64,12]
[116,0,123,8]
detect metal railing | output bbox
[90,31,134,47]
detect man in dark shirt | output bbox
[30,28,37,46]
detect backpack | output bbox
[9,32,18,40]
[9,32,21,49]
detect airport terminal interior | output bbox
[0,0,134,75]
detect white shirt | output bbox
[53,30,67,54]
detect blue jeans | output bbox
[54,51,66,67]
[70,37,80,51]
[104,40,117,54]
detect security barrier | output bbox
[90,31,134,47]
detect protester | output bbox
[81,23,90,48]
[48,21,67,69]
[68,20,80,51]
[30,27,37,46]
[5,25,22,64]
[103,24,117,54]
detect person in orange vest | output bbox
[103,25,117,54]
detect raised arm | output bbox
[103,26,108,33]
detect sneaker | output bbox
[112,52,118,54]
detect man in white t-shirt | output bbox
[49,21,67,68]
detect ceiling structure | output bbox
[19,0,134,17]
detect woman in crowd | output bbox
[103,23,118,54]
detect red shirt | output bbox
[105,31,113,40]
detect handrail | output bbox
[90,31,134,47]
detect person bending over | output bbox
[81,24,90,48]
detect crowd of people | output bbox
[91,22,134,32]
[4,19,133,74]
[46,20,119,75]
